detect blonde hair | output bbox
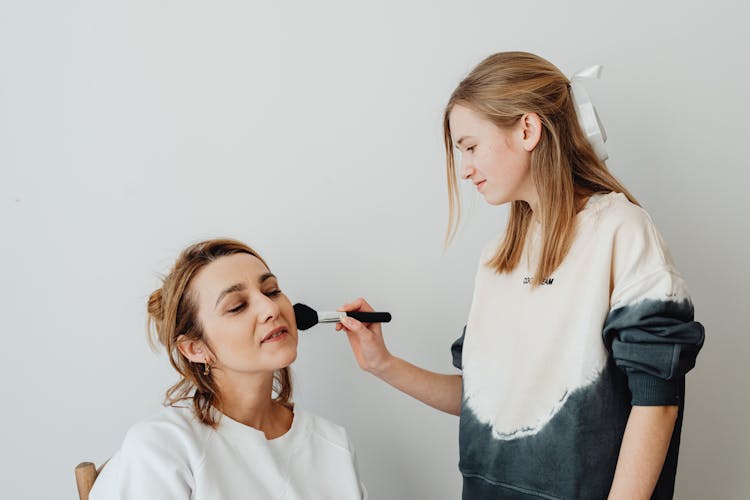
[147,238,293,427]
[443,51,638,285]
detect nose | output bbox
[256,293,281,324]
[459,155,475,180]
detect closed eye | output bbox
[266,289,282,297]
[228,303,246,313]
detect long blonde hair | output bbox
[147,238,293,427]
[443,51,638,285]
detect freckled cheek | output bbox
[476,148,504,179]
[214,335,259,365]
[497,142,518,163]
[475,147,491,163]
[216,324,261,351]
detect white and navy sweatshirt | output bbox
[451,192,704,500]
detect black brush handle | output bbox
[347,311,392,323]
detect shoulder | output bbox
[582,193,693,306]
[121,404,213,460]
[297,409,355,455]
[90,406,204,499]
[586,192,674,264]
[586,192,656,233]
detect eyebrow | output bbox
[259,272,276,284]
[214,273,276,308]
[455,136,473,148]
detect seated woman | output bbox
[91,238,367,500]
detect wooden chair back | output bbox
[74,461,104,500]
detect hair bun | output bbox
[147,288,165,322]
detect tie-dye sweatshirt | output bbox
[451,192,704,500]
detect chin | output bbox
[275,347,298,368]
[484,194,510,206]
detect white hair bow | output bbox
[570,65,608,161]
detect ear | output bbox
[177,335,209,364]
[519,112,542,152]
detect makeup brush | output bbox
[293,303,392,330]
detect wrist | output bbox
[369,353,396,378]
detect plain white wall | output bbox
[2,1,748,498]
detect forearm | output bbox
[336,300,463,416]
[608,405,679,500]
[373,356,462,416]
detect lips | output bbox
[475,180,486,191]
[261,326,288,344]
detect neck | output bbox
[525,194,540,222]
[525,192,591,223]
[518,180,540,218]
[214,370,292,439]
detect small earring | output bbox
[203,361,210,376]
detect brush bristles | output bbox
[293,303,319,330]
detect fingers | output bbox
[337,297,375,313]
[340,315,367,333]
[340,315,383,339]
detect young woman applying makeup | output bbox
[337,52,704,500]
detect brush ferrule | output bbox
[317,311,346,323]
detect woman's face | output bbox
[188,253,298,376]
[449,104,536,207]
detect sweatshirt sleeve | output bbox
[601,207,705,406]
[89,419,195,500]
[450,325,466,370]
